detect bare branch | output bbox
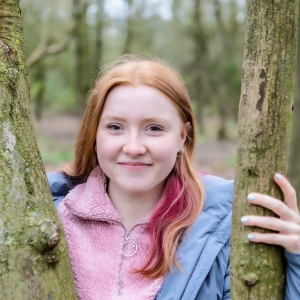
[27,26,74,67]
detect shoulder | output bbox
[47,171,75,209]
[47,171,74,196]
[186,174,234,244]
[201,174,234,221]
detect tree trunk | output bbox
[230,0,298,298]
[192,0,207,134]
[35,62,45,121]
[287,2,300,208]
[94,0,104,71]
[214,0,230,51]
[217,102,227,140]
[213,0,230,140]
[0,1,77,299]
[73,0,89,115]
[123,0,134,54]
[171,0,181,21]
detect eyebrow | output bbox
[101,115,169,123]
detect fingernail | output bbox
[241,217,248,223]
[276,173,282,180]
[247,194,255,201]
[247,234,254,240]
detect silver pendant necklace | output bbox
[121,231,141,257]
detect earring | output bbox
[95,144,97,152]
[176,147,184,157]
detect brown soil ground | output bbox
[34,115,237,180]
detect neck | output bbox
[107,181,164,231]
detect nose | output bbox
[122,133,146,157]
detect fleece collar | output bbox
[64,165,166,224]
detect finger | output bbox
[247,232,300,254]
[247,193,300,222]
[241,215,300,234]
[274,173,298,212]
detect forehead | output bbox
[101,85,182,121]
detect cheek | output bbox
[151,138,178,168]
[96,134,120,164]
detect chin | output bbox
[119,179,160,195]
[121,184,154,195]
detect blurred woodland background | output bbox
[20,0,298,181]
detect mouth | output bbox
[118,162,152,166]
[117,162,152,171]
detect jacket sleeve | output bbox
[284,250,300,299]
[47,171,74,210]
[223,257,230,299]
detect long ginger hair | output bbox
[62,55,205,279]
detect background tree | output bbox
[287,1,300,208]
[73,0,89,114]
[213,0,231,139]
[230,0,298,298]
[123,0,135,54]
[19,0,245,175]
[94,0,104,71]
[0,0,77,298]
[212,0,241,139]
[189,0,208,133]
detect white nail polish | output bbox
[241,217,248,223]
[247,234,254,240]
[247,194,255,201]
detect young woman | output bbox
[47,56,300,300]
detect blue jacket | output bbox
[47,172,300,299]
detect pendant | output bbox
[122,241,137,257]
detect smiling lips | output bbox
[118,162,152,171]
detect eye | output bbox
[108,124,122,131]
[148,125,163,132]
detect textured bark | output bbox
[0,1,77,299]
[287,2,300,208]
[230,0,298,299]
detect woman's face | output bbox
[96,84,188,196]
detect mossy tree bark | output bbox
[230,0,298,299]
[0,1,77,299]
[287,2,300,208]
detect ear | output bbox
[178,122,191,151]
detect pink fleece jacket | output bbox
[58,166,164,300]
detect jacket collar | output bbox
[64,165,166,224]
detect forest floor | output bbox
[33,115,237,180]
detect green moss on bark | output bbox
[230,0,298,299]
[287,2,300,208]
[0,1,77,299]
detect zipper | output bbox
[97,219,145,297]
[117,223,146,296]
[118,231,130,296]
[65,205,148,296]
[65,209,147,297]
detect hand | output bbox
[240,173,300,254]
